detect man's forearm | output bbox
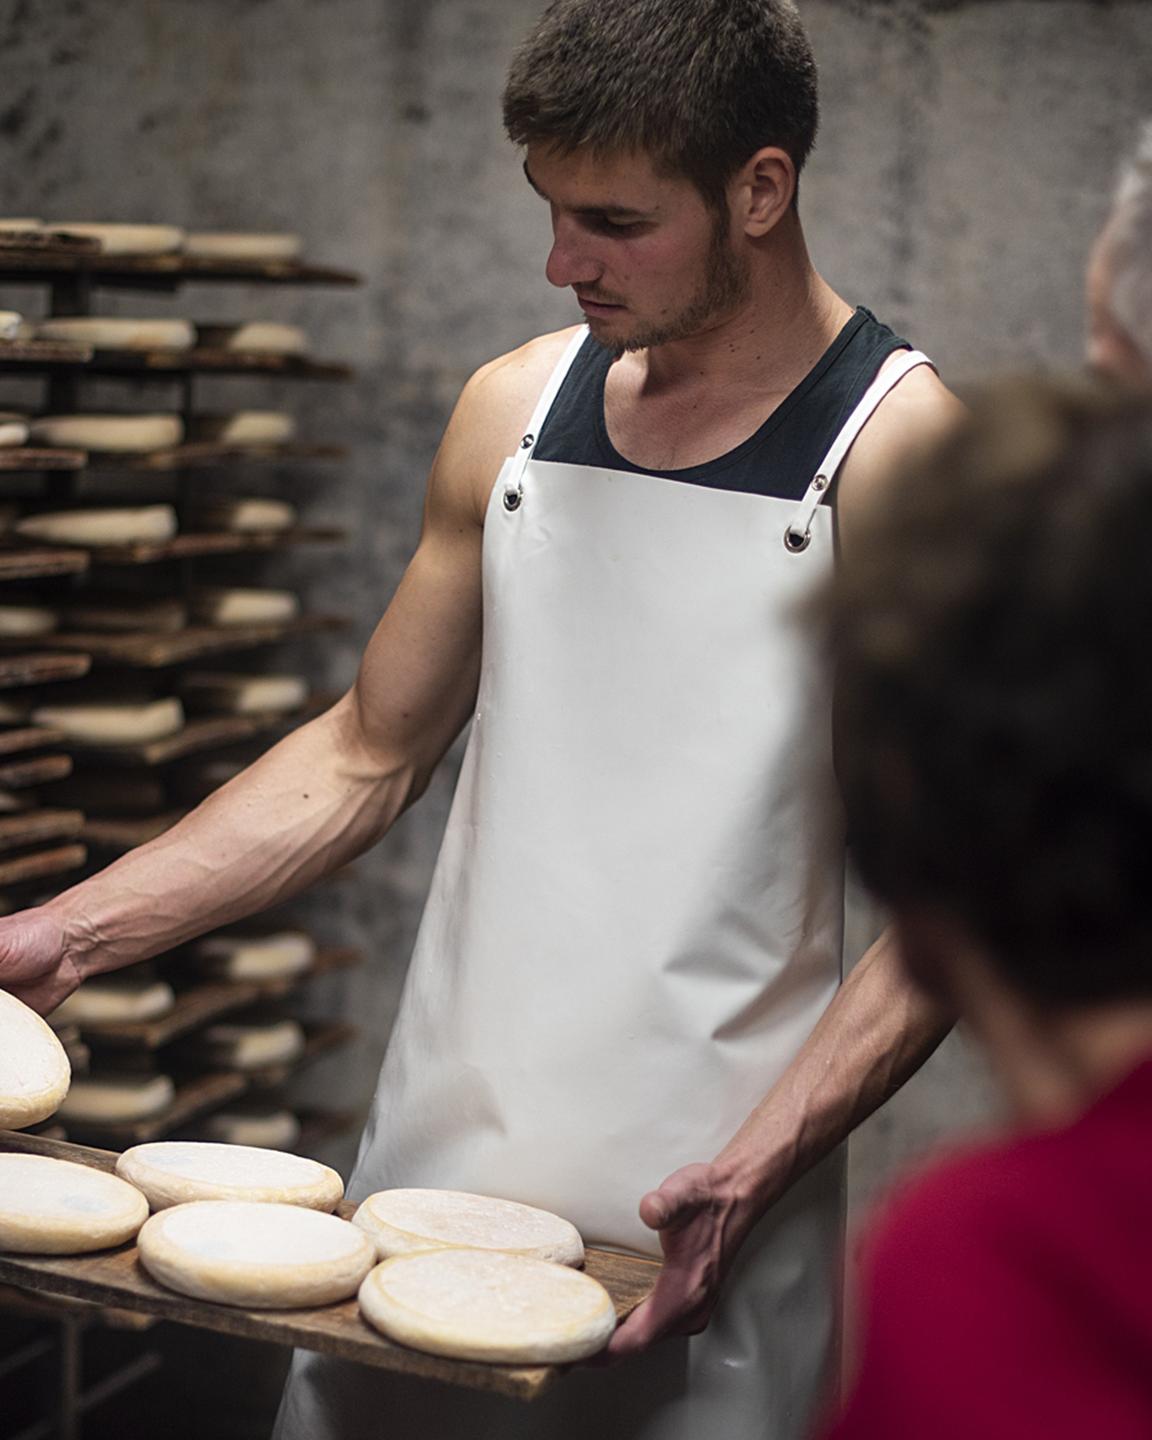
[714,929,953,1208]
[45,695,421,978]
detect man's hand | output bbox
[0,907,80,1015]
[605,1161,760,1361]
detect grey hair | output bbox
[1107,120,1152,363]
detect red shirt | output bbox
[822,1057,1152,1440]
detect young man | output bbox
[820,381,1152,1439]
[1,3,958,1435]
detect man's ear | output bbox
[732,146,796,238]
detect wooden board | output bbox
[0,725,68,756]
[87,527,345,567]
[63,703,322,767]
[0,808,83,852]
[0,253,359,286]
[0,1132,660,1401]
[0,230,100,255]
[0,753,73,788]
[0,842,86,887]
[0,347,352,381]
[0,652,90,690]
[0,448,87,472]
[0,548,89,581]
[6,614,346,669]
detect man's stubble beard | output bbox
[595,217,751,358]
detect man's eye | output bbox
[593,217,643,235]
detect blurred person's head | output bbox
[1088,121,1152,383]
[828,381,1152,1045]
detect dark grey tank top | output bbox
[533,306,909,502]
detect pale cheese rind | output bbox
[183,232,301,261]
[353,1188,585,1267]
[137,1200,375,1308]
[0,989,71,1129]
[30,698,185,745]
[180,673,307,716]
[358,1249,617,1364]
[193,931,316,981]
[52,977,175,1027]
[58,1072,175,1123]
[189,587,299,627]
[0,604,57,636]
[0,1154,148,1254]
[52,223,185,256]
[197,1018,304,1070]
[116,1141,343,1212]
[28,414,184,453]
[15,505,178,547]
[189,412,296,446]
[33,318,195,352]
[201,1107,301,1151]
[188,498,297,534]
[196,323,306,356]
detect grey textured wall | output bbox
[2,0,1149,1233]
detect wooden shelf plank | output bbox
[64,700,322,767]
[85,527,344,566]
[88,441,346,472]
[0,652,90,690]
[0,808,84,853]
[0,251,360,286]
[0,345,352,380]
[0,448,87,472]
[0,842,86,887]
[0,548,89,581]
[0,1132,657,1402]
[3,614,346,669]
[0,230,101,256]
[0,726,68,757]
[73,951,362,1047]
[0,754,73,789]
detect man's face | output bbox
[1086,229,1150,384]
[524,143,750,354]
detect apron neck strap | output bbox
[505,326,590,501]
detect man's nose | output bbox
[545,215,600,289]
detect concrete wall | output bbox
[2,0,1149,1233]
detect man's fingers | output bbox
[639,1165,715,1231]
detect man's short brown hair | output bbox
[503,0,819,210]
[829,380,1152,1008]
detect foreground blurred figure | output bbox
[1088,120,1152,382]
[821,381,1152,1439]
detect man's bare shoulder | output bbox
[837,359,966,547]
[440,327,583,520]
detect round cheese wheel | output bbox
[116,1141,342,1212]
[58,1072,175,1124]
[15,505,178,547]
[28,414,184,453]
[0,604,57,636]
[358,1249,616,1364]
[137,1200,375,1308]
[0,989,71,1129]
[190,412,296,446]
[199,1018,304,1070]
[52,977,175,1027]
[0,313,24,342]
[189,588,299,628]
[181,674,307,717]
[196,323,306,356]
[34,318,195,352]
[0,219,41,232]
[201,1107,301,1151]
[194,931,315,981]
[0,414,29,448]
[353,1188,585,1266]
[31,698,185,746]
[53,223,185,256]
[183,232,301,262]
[0,1154,148,1254]
[190,498,297,534]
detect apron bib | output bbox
[277,333,932,1440]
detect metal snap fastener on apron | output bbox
[784,527,811,552]
[504,485,523,512]
[520,433,535,449]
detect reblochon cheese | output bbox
[116,1141,343,1212]
[358,1248,617,1364]
[0,1154,148,1254]
[352,1188,585,1266]
[137,1200,375,1308]
[0,989,71,1129]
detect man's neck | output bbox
[632,221,853,397]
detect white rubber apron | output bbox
[277,334,931,1440]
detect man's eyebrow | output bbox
[522,161,653,221]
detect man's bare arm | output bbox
[0,331,577,1014]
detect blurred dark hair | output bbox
[829,379,1152,1007]
[503,0,819,212]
